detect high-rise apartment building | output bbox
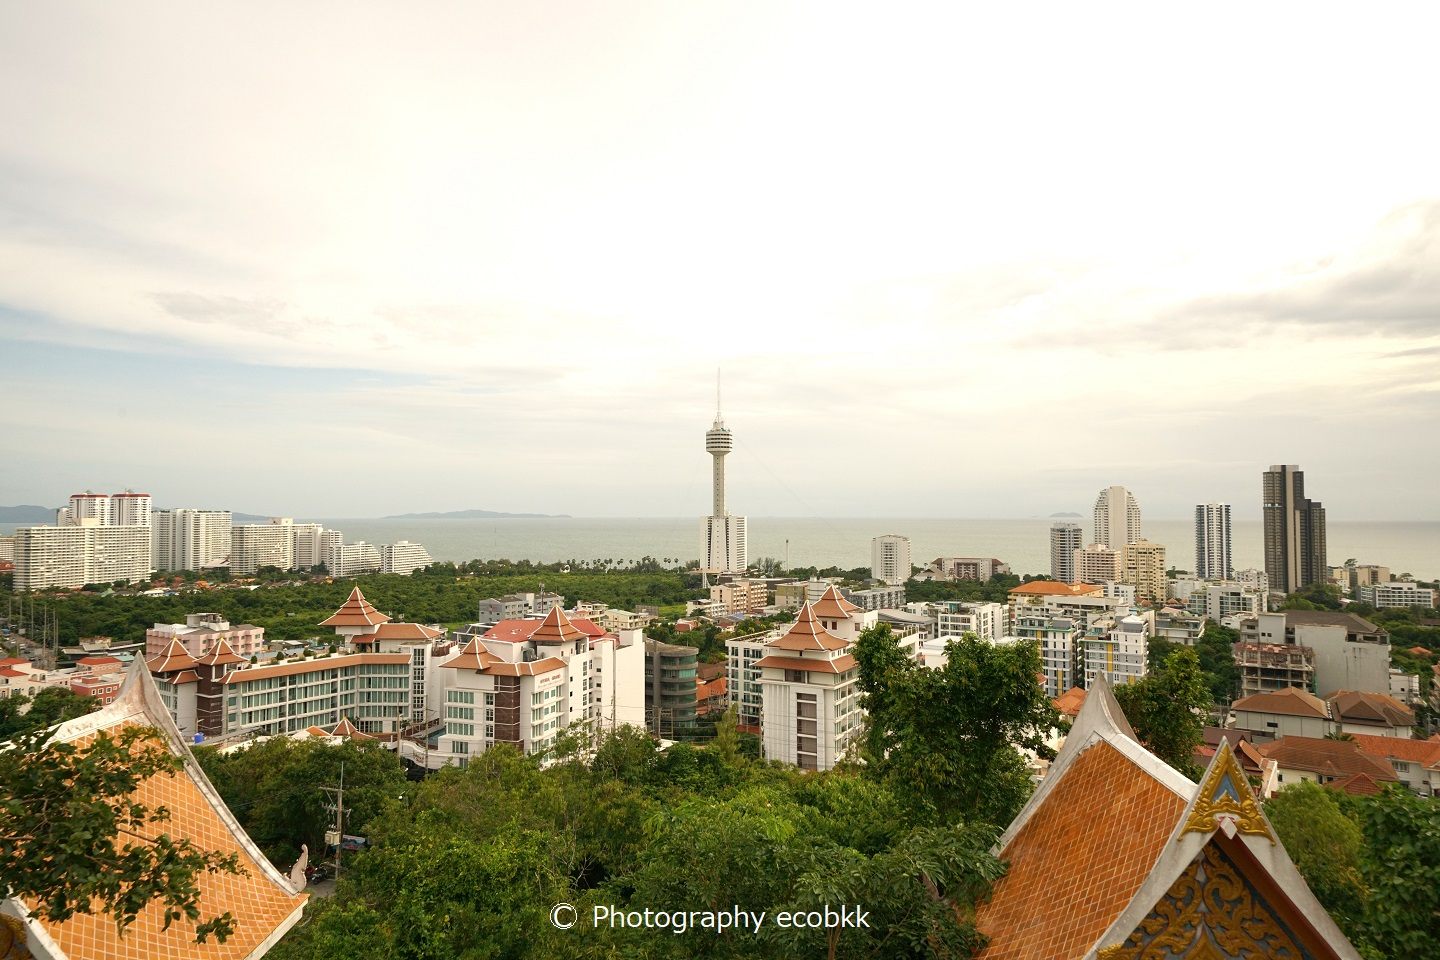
[1049,521,1083,582]
[1120,539,1167,603]
[1092,486,1141,549]
[291,523,326,570]
[151,509,232,571]
[700,392,747,574]
[1074,543,1120,585]
[380,541,434,576]
[328,540,382,578]
[17,490,154,590]
[14,525,154,590]
[871,534,912,586]
[1262,465,1327,596]
[1194,503,1232,581]
[230,521,295,574]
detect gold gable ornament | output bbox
[1181,743,1273,843]
[0,914,33,960]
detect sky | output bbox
[2,2,1438,520]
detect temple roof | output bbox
[752,653,858,674]
[145,638,199,674]
[1232,686,1330,719]
[767,603,849,652]
[529,605,586,644]
[809,585,860,620]
[195,638,246,667]
[442,637,501,672]
[3,658,307,959]
[318,587,391,628]
[974,678,1192,960]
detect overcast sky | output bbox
[2,2,1438,519]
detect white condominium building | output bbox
[14,524,153,591]
[1194,503,1233,581]
[434,605,645,763]
[726,629,779,730]
[1050,521,1083,582]
[291,523,326,570]
[146,612,265,658]
[1015,612,1083,698]
[151,509,232,571]
[230,521,295,574]
[1083,613,1151,689]
[1092,485,1141,549]
[1357,582,1435,609]
[58,491,152,527]
[380,541,434,576]
[934,600,1007,642]
[871,534,913,586]
[757,589,867,771]
[328,539,382,578]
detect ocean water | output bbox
[305,517,1440,581]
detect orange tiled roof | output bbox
[483,657,565,677]
[1052,686,1087,718]
[1406,645,1432,658]
[0,666,27,678]
[167,670,200,685]
[975,739,1189,960]
[442,638,502,672]
[1256,736,1398,784]
[222,653,409,684]
[1328,690,1414,729]
[1349,733,1440,769]
[753,654,858,674]
[77,655,122,666]
[146,638,199,674]
[13,661,306,959]
[357,622,443,642]
[195,638,246,667]
[1232,686,1330,720]
[530,605,586,644]
[768,603,849,652]
[1331,772,1388,796]
[318,587,391,628]
[695,676,727,701]
[1007,581,1101,598]
[809,585,861,620]
[329,717,372,739]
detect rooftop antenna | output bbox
[716,367,722,418]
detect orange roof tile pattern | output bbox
[530,606,586,644]
[195,639,246,667]
[809,586,861,620]
[768,603,849,652]
[1052,687,1087,718]
[1348,733,1440,768]
[146,638,199,674]
[753,654,858,674]
[443,638,502,671]
[1256,736,1398,784]
[1232,686,1330,719]
[1327,690,1414,728]
[15,664,305,960]
[974,740,1188,960]
[483,656,565,677]
[318,587,391,627]
[1008,582,1101,598]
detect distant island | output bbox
[382,509,570,520]
[1049,512,1083,518]
[0,505,56,523]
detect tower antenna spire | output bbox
[716,368,722,417]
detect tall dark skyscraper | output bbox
[1262,465,1327,596]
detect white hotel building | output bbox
[15,492,154,591]
[435,605,646,762]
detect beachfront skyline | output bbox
[3,3,1438,519]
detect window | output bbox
[784,669,806,683]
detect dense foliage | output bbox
[1267,782,1440,959]
[0,687,97,738]
[0,724,243,943]
[853,625,1057,826]
[5,570,695,645]
[1113,646,1210,778]
[265,731,1006,960]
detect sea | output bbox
[297,517,1440,581]
[2,516,1433,580]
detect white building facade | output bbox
[1194,502,1233,581]
[871,534,912,586]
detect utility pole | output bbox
[320,762,345,881]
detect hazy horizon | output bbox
[3,3,1438,521]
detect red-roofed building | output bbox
[1348,733,1440,796]
[1256,735,1399,795]
[69,672,123,706]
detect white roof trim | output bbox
[1083,738,1362,960]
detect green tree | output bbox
[0,725,243,942]
[1264,781,1368,935]
[1113,646,1209,778]
[1353,785,1440,957]
[0,687,97,738]
[855,626,1057,826]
